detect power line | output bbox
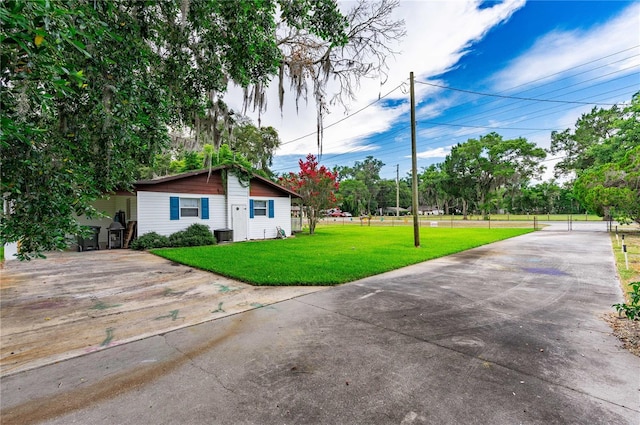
[279,82,406,146]
[415,80,625,106]
[279,51,638,154]
[434,65,638,128]
[417,49,639,126]
[272,49,639,175]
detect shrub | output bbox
[168,224,216,247]
[613,282,640,321]
[130,232,170,250]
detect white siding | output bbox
[248,196,292,240]
[3,242,18,261]
[137,191,226,237]
[77,197,115,246]
[79,195,138,246]
[226,173,248,229]
[114,196,137,221]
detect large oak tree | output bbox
[0,0,365,259]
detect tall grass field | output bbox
[153,226,533,286]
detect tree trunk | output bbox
[308,207,317,235]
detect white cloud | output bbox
[491,3,640,91]
[224,0,527,161]
[414,145,453,159]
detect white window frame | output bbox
[253,200,267,216]
[180,197,200,218]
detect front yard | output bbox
[152,226,533,285]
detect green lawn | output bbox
[152,226,533,286]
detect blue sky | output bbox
[227,0,640,181]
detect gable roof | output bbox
[134,166,301,198]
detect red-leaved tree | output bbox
[279,154,339,234]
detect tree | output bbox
[441,140,482,219]
[441,133,546,219]
[223,120,281,176]
[375,179,411,213]
[1,0,352,259]
[550,104,624,178]
[337,179,367,216]
[246,0,405,152]
[574,146,640,223]
[555,92,639,222]
[279,154,339,234]
[352,156,384,214]
[419,164,449,214]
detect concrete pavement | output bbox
[1,224,638,424]
[0,250,325,376]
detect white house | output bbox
[76,166,300,248]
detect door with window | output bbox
[232,204,247,241]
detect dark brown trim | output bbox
[131,166,301,198]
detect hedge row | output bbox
[130,224,216,250]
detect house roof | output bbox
[135,166,301,198]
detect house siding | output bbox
[84,168,298,248]
[248,196,292,240]
[250,179,290,197]
[137,191,226,237]
[226,173,248,230]
[73,195,136,248]
[136,173,225,195]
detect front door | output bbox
[232,204,248,241]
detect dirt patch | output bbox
[603,313,640,357]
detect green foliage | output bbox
[419,164,449,213]
[1,0,350,260]
[279,154,339,234]
[613,282,640,321]
[168,224,216,247]
[550,102,627,178]
[213,119,282,176]
[337,179,368,215]
[442,133,546,219]
[571,94,640,223]
[130,232,170,250]
[337,156,384,214]
[131,224,215,250]
[152,226,533,286]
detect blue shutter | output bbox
[201,198,209,220]
[249,199,254,219]
[268,200,275,218]
[170,197,179,220]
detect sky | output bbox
[225,0,640,181]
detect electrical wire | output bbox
[415,80,625,106]
[272,48,639,176]
[279,82,406,146]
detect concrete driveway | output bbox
[1,225,638,424]
[0,250,325,376]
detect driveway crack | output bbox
[160,334,236,394]
[293,298,639,414]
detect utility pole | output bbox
[396,164,400,218]
[410,71,420,247]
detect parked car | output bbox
[341,212,352,217]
